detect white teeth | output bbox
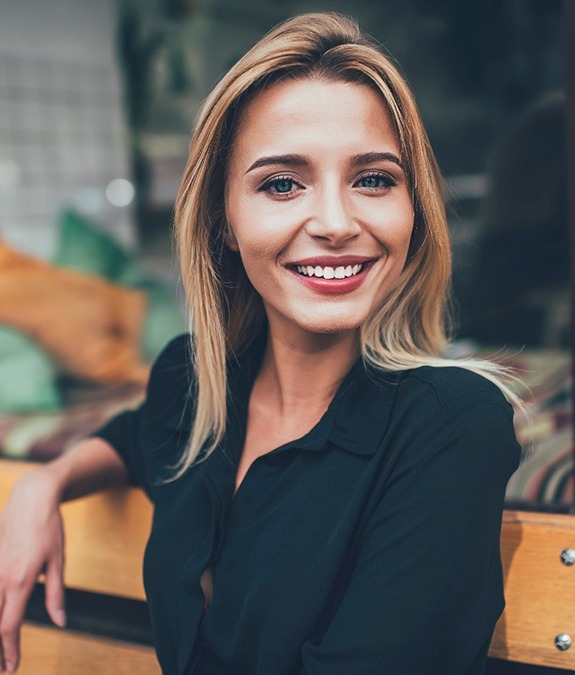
[295,263,365,278]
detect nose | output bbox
[304,185,361,245]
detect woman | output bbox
[0,12,520,675]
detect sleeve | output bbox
[90,403,148,491]
[300,392,521,675]
[89,333,191,496]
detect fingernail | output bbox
[54,609,67,627]
[5,661,14,673]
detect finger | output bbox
[44,554,66,628]
[0,593,26,674]
[0,590,6,671]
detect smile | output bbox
[295,264,363,279]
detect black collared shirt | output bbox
[94,334,520,675]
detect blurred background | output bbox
[0,0,572,512]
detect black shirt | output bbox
[94,334,520,675]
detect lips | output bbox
[286,256,377,295]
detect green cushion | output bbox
[54,210,134,280]
[53,210,185,360]
[0,326,62,413]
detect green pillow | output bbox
[0,326,62,413]
[54,210,135,280]
[53,210,185,360]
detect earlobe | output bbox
[225,226,239,251]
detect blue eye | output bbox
[259,176,300,197]
[356,173,396,189]
[271,178,294,193]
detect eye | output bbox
[259,175,303,197]
[354,172,397,190]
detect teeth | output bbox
[295,263,364,278]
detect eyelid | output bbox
[354,170,398,187]
[258,173,304,193]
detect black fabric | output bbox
[94,334,521,675]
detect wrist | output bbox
[14,464,67,505]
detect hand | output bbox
[0,471,66,673]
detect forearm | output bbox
[15,437,130,505]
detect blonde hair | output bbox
[172,12,518,477]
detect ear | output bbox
[224,224,239,251]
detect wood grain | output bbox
[17,623,159,674]
[490,510,575,668]
[0,459,152,600]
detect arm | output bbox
[300,393,520,675]
[0,333,186,672]
[0,437,130,673]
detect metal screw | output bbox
[561,549,575,566]
[555,634,572,651]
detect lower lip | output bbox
[289,265,373,295]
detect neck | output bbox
[255,326,360,417]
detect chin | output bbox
[291,312,366,336]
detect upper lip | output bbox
[288,255,378,267]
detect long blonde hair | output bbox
[172,12,517,477]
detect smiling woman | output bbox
[0,12,520,675]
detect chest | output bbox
[144,433,384,674]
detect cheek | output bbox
[227,199,294,263]
[372,206,414,258]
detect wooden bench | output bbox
[3,458,575,671]
[0,459,157,674]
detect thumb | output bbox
[44,553,66,628]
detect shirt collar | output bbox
[168,332,402,458]
[226,336,402,458]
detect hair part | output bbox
[171,12,519,479]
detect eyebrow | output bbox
[351,152,403,169]
[245,154,307,174]
[245,151,404,174]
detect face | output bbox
[225,77,414,339]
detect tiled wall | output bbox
[0,0,134,260]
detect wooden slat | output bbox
[0,459,152,600]
[490,510,575,668]
[18,623,159,674]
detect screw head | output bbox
[561,549,575,566]
[555,634,572,651]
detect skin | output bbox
[225,76,415,489]
[0,441,129,672]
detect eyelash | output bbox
[258,170,398,198]
[354,171,397,190]
[259,175,302,198]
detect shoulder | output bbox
[380,364,517,447]
[149,333,191,382]
[378,365,521,473]
[145,333,194,421]
[399,364,509,411]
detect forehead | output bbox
[229,77,400,164]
